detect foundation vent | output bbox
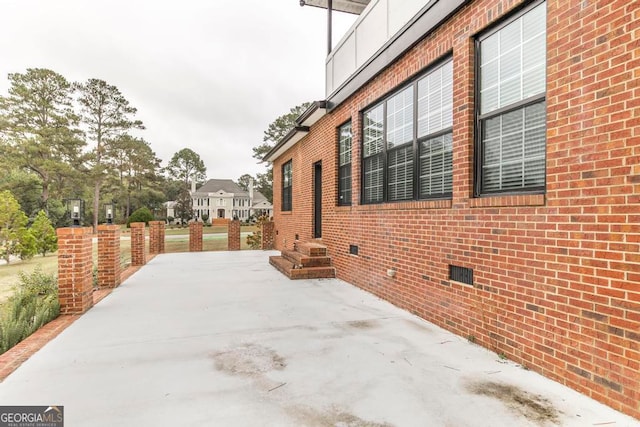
[449,265,473,286]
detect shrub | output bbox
[246,215,269,250]
[0,268,59,355]
[126,207,153,227]
[17,267,57,295]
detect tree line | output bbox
[0,68,164,232]
[0,67,308,236]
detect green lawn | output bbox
[0,255,59,304]
[0,227,258,304]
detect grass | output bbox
[1,227,257,304]
[0,255,59,304]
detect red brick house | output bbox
[265,0,640,418]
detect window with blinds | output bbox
[477,1,546,195]
[363,104,384,203]
[361,58,453,204]
[338,122,353,206]
[281,160,292,211]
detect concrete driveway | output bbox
[0,251,636,426]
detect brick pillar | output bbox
[261,221,274,250]
[149,221,165,254]
[57,227,93,314]
[189,222,203,252]
[228,220,241,251]
[130,222,146,266]
[97,224,121,289]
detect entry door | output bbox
[314,161,322,238]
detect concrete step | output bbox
[281,250,332,268]
[269,256,335,280]
[294,241,327,257]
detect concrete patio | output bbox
[0,251,636,426]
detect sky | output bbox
[0,0,356,181]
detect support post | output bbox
[57,227,93,314]
[97,224,121,289]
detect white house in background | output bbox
[189,178,272,221]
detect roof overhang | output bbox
[296,100,327,127]
[263,126,310,163]
[299,0,370,15]
[263,101,327,163]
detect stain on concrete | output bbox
[287,405,394,427]
[467,380,560,424]
[345,320,378,329]
[211,343,286,377]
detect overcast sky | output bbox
[0,0,356,180]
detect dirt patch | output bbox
[287,405,393,427]
[345,320,378,329]
[211,343,286,377]
[467,380,560,424]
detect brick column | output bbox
[97,224,121,289]
[57,227,93,314]
[130,222,146,266]
[189,222,203,252]
[149,221,165,254]
[228,220,241,251]
[261,221,274,250]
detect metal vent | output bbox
[449,265,473,286]
[349,245,359,255]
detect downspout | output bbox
[327,0,333,55]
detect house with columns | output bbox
[190,179,272,221]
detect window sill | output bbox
[280,211,293,215]
[469,194,545,208]
[356,199,452,211]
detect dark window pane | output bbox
[419,132,453,198]
[338,122,353,206]
[282,160,292,211]
[481,101,546,193]
[388,145,414,201]
[363,155,384,203]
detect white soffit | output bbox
[264,129,309,162]
[300,0,371,15]
[298,107,327,127]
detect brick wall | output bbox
[57,227,93,314]
[189,221,203,252]
[97,224,121,289]
[149,221,165,254]
[228,220,241,251]
[130,222,146,266]
[272,0,640,418]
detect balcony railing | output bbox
[326,0,431,97]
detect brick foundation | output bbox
[149,221,165,254]
[189,222,203,252]
[228,220,241,251]
[57,227,93,314]
[130,222,146,266]
[97,224,121,289]
[261,221,274,250]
